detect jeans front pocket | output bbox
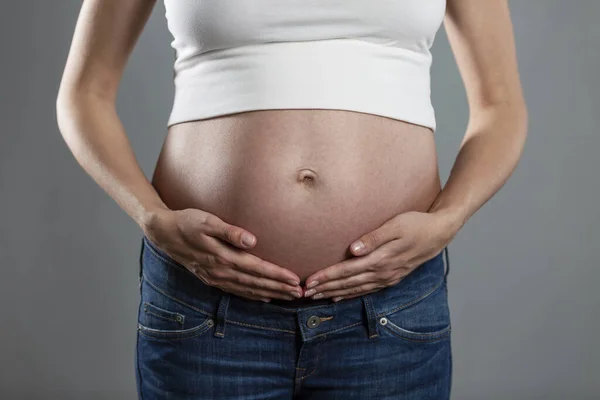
[142,301,186,330]
[379,279,451,343]
[137,274,214,341]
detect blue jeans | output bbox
[135,235,452,399]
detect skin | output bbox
[305,0,528,301]
[56,0,527,303]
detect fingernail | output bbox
[312,293,324,299]
[304,289,316,297]
[333,297,344,302]
[241,233,255,246]
[290,291,302,298]
[288,280,300,286]
[261,298,271,303]
[306,280,319,289]
[351,241,365,253]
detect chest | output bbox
[164,0,446,53]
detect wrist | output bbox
[138,203,172,236]
[429,206,467,241]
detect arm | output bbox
[428,0,529,236]
[56,0,303,300]
[56,0,166,231]
[301,0,528,299]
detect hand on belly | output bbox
[300,209,455,302]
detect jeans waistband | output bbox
[138,235,448,341]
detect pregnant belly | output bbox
[151,109,441,282]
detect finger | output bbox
[202,213,259,250]
[349,218,402,256]
[315,282,383,300]
[215,267,303,298]
[197,271,273,302]
[304,252,380,289]
[303,271,377,296]
[310,259,409,295]
[206,236,301,285]
[232,253,301,286]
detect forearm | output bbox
[56,91,170,232]
[428,103,528,236]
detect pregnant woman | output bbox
[56,0,527,399]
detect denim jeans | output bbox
[135,235,452,399]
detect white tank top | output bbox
[163,0,446,132]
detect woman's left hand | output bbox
[302,210,458,302]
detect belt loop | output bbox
[362,294,379,339]
[444,246,450,277]
[213,294,230,338]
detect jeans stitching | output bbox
[375,278,444,318]
[385,322,451,336]
[380,327,451,343]
[378,280,451,343]
[143,236,190,272]
[265,302,334,313]
[381,321,451,342]
[297,349,320,381]
[311,321,363,339]
[137,320,214,340]
[144,309,185,325]
[135,300,144,400]
[225,319,297,334]
[143,273,215,317]
[143,301,185,323]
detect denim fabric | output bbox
[134,235,452,399]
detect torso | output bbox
[151,109,441,283]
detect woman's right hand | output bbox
[141,207,303,303]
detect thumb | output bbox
[350,220,399,256]
[223,225,257,249]
[205,214,257,249]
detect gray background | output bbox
[1,1,598,399]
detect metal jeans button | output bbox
[306,315,321,328]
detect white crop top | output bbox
[163,0,447,132]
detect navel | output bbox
[296,168,318,185]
